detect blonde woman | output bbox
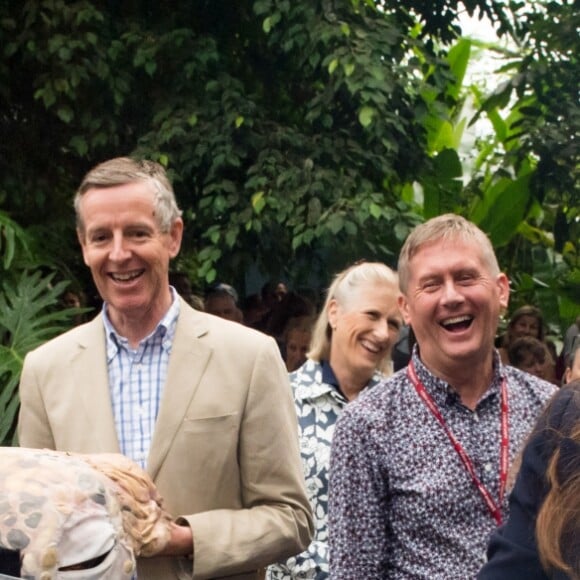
[267,262,402,579]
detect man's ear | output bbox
[497,273,510,310]
[398,294,412,325]
[168,218,184,258]
[77,229,90,266]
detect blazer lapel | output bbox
[73,315,120,452]
[147,303,212,480]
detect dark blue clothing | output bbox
[321,359,346,399]
[478,383,580,580]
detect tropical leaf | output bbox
[0,270,80,445]
[0,350,21,445]
[0,211,31,270]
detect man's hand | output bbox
[154,521,193,557]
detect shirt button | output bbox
[484,463,492,472]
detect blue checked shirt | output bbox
[103,291,180,469]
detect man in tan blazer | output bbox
[18,157,313,580]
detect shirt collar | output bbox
[103,289,181,361]
[295,359,383,403]
[410,345,505,408]
[321,359,340,389]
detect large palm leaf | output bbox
[0,270,80,445]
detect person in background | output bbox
[61,287,89,326]
[498,305,558,383]
[265,291,316,341]
[169,271,204,311]
[18,157,313,580]
[508,336,557,384]
[264,280,288,303]
[282,317,314,373]
[242,293,268,328]
[328,214,557,579]
[267,261,402,580]
[544,338,561,384]
[478,379,580,579]
[562,315,580,362]
[498,304,546,364]
[563,336,580,384]
[253,281,288,332]
[204,282,243,322]
[558,319,580,384]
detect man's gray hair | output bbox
[74,157,182,234]
[397,213,500,294]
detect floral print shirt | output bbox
[328,347,557,580]
[267,359,385,580]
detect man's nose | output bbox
[109,234,131,261]
[441,281,464,304]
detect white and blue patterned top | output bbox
[103,291,180,469]
[328,347,557,579]
[267,358,385,580]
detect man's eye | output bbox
[90,233,108,243]
[458,275,474,284]
[131,230,150,239]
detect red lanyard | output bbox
[407,361,509,526]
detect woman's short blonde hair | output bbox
[308,261,399,363]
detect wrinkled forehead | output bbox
[410,237,492,272]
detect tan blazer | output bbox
[18,300,313,579]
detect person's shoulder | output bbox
[290,360,340,407]
[543,382,580,432]
[290,359,321,385]
[25,316,102,359]
[184,306,274,343]
[504,365,558,403]
[554,381,580,405]
[343,370,408,419]
[362,368,408,399]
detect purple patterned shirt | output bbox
[328,348,557,579]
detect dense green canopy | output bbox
[1,0,577,290]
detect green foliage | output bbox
[0,209,82,445]
[465,0,579,326]
[0,0,510,287]
[0,0,577,316]
[0,211,31,270]
[0,271,80,445]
